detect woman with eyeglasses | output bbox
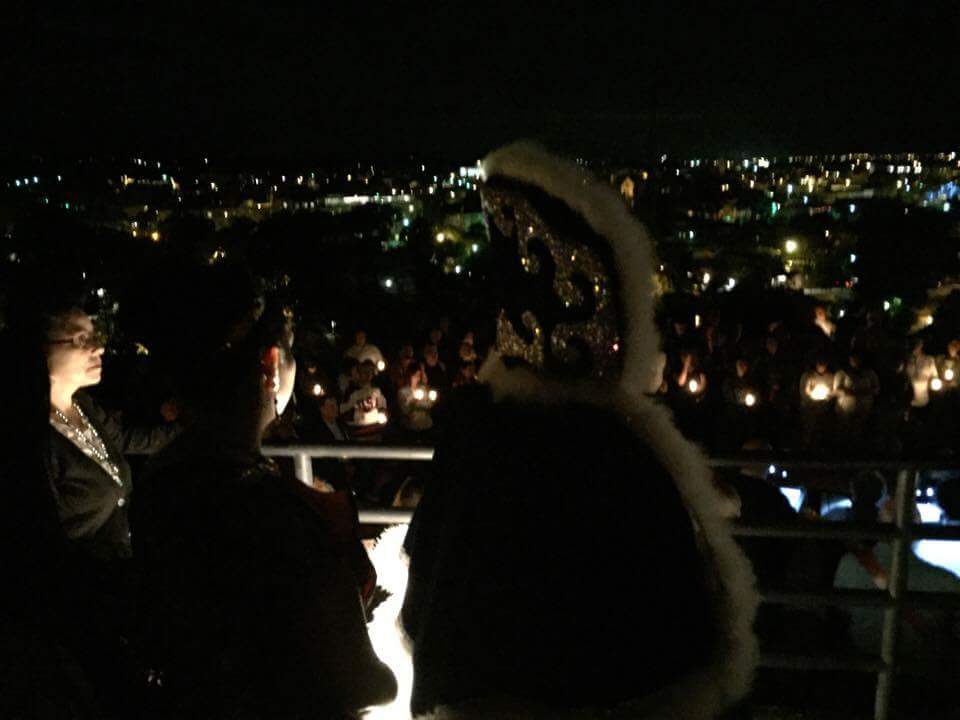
[49,297,181,715]
[0,281,182,719]
[46,303,180,562]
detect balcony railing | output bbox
[262,444,960,720]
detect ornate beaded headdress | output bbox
[479,143,660,392]
[482,179,623,381]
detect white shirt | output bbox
[833,367,879,416]
[341,385,387,425]
[835,543,960,674]
[344,343,385,366]
[905,353,938,408]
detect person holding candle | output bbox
[904,337,939,409]
[669,345,708,439]
[673,346,708,399]
[717,354,760,450]
[396,363,436,434]
[833,351,880,452]
[798,355,836,452]
[800,356,835,406]
[936,338,960,391]
[341,360,388,429]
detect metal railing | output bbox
[262,445,960,720]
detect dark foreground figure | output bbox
[400,142,758,719]
[132,267,396,719]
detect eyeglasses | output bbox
[48,332,107,350]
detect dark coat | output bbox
[47,392,179,562]
[313,417,351,444]
[402,386,718,716]
[133,435,395,717]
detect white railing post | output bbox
[294,452,313,486]
[874,468,916,720]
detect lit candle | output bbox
[376,411,388,425]
[945,369,955,382]
[377,360,386,372]
[809,384,830,401]
[931,378,944,392]
[744,392,757,408]
[413,388,425,401]
[312,383,324,396]
[427,389,438,402]
[687,378,700,394]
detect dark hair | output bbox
[320,393,339,407]
[402,361,422,386]
[159,264,290,420]
[3,268,90,341]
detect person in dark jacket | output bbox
[0,318,100,719]
[0,284,180,718]
[134,265,395,718]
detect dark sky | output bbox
[2,1,959,162]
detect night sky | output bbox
[2,2,959,163]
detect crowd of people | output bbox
[655,304,960,457]
[267,298,960,467]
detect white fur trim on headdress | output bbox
[481,142,660,397]
[476,143,759,719]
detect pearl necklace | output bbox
[51,403,122,486]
